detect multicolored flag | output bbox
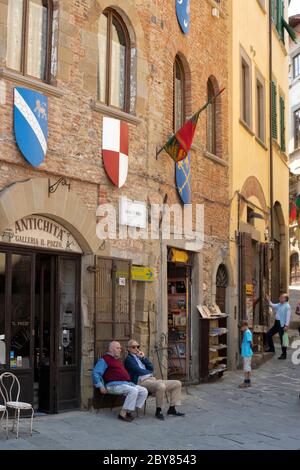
[289,201,297,224]
[157,87,225,163]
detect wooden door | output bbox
[271,241,280,300]
[55,256,81,412]
[36,256,55,413]
[3,249,35,407]
[94,257,132,360]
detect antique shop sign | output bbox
[1,215,82,253]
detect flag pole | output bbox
[156,87,225,159]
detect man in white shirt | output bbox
[265,294,291,359]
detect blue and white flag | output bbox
[14,87,48,167]
[176,0,190,35]
[176,153,191,204]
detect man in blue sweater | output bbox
[125,339,185,421]
[265,294,291,359]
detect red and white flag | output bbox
[102,117,128,188]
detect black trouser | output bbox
[266,320,286,356]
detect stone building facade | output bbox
[228,0,290,368]
[0,0,229,411]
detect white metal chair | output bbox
[0,372,34,438]
[0,403,8,439]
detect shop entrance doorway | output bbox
[0,247,81,413]
[167,248,192,382]
[34,254,81,413]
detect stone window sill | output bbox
[203,150,228,167]
[289,147,300,158]
[256,0,267,14]
[239,119,255,137]
[91,101,142,125]
[289,75,300,89]
[272,24,288,57]
[255,136,268,151]
[0,68,64,98]
[272,139,288,163]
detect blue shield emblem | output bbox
[176,0,190,35]
[14,87,48,167]
[176,153,191,204]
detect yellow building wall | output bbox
[228,0,289,368]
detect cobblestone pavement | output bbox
[1,345,300,450]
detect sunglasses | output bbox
[131,345,140,349]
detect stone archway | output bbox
[0,177,101,409]
[0,177,99,254]
[240,176,268,215]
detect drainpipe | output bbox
[269,0,274,243]
[237,192,242,368]
[237,192,242,324]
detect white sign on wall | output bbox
[119,196,147,229]
[1,215,83,253]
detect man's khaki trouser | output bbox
[139,377,182,408]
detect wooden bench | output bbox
[93,388,125,411]
[92,387,155,415]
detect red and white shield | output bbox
[102,117,128,188]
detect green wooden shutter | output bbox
[277,0,284,41]
[271,0,276,23]
[280,96,286,152]
[272,81,277,140]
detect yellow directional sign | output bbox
[131,266,155,282]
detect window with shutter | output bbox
[294,108,300,150]
[272,81,277,140]
[277,0,284,42]
[272,0,286,42]
[271,0,278,24]
[256,73,265,143]
[280,96,285,152]
[293,54,300,79]
[240,48,252,128]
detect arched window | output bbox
[6,0,52,81]
[174,56,185,131]
[207,78,217,155]
[98,9,130,111]
[216,264,228,313]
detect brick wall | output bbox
[0,0,230,396]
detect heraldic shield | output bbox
[176,0,190,35]
[102,117,129,188]
[14,87,48,167]
[176,152,191,204]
